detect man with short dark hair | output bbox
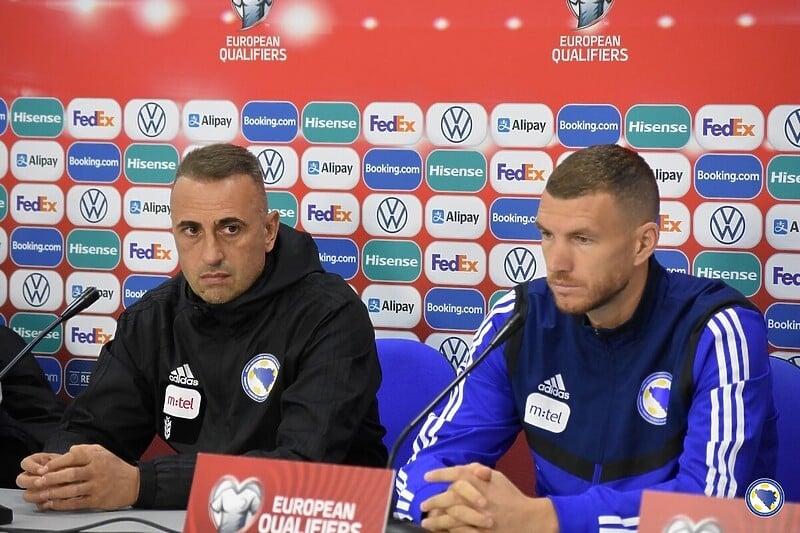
[17,143,387,511]
[394,144,777,532]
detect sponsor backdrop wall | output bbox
[1,1,798,403]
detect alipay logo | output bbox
[182,100,238,142]
[426,195,486,240]
[361,284,421,329]
[766,204,800,250]
[66,272,120,314]
[11,140,64,182]
[300,146,359,189]
[124,187,171,229]
[362,194,422,238]
[124,99,179,141]
[490,103,553,148]
[639,152,691,199]
[426,103,487,147]
[693,203,762,249]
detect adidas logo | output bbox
[538,373,570,400]
[169,363,199,387]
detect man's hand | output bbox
[16,445,140,511]
[420,463,558,532]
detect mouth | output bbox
[199,272,230,284]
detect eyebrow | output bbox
[174,217,247,230]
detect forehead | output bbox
[170,174,263,219]
[537,191,624,231]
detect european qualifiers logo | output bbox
[232,0,274,30]
[552,1,627,64]
[567,0,613,29]
[209,476,263,533]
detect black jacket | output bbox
[46,224,387,507]
[0,326,66,488]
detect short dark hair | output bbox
[545,144,660,224]
[176,143,263,188]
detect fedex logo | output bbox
[16,195,57,212]
[129,242,173,260]
[431,253,479,272]
[307,204,353,222]
[773,267,800,286]
[702,118,755,137]
[71,326,113,344]
[369,114,416,133]
[73,110,115,127]
[659,214,683,232]
[496,163,545,181]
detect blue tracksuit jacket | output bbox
[394,259,777,531]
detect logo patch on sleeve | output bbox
[241,353,280,403]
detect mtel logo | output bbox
[362,194,422,237]
[66,186,121,227]
[490,150,552,195]
[301,146,359,189]
[66,272,120,315]
[123,231,178,273]
[657,201,691,247]
[10,97,64,138]
[767,204,800,251]
[766,105,800,151]
[10,269,64,312]
[424,287,485,332]
[301,192,359,235]
[183,100,238,142]
[11,140,64,182]
[124,99,180,141]
[362,284,421,329]
[66,315,117,357]
[66,98,122,140]
[695,104,763,151]
[362,148,423,191]
[426,103,488,147]
[426,150,487,193]
[241,101,299,143]
[428,333,472,372]
[249,146,299,188]
[426,195,486,240]
[491,103,553,148]
[314,237,359,280]
[363,102,423,145]
[489,244,545,287]
[765,303,800,350]
[765,253,800,300]
[11,183,64,226]
[425,241,485,285]
[124,186,171,229]
[122,274,170,308]
[693,202,762,249]
[639,152,691,199]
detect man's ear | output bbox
[264,210,280,253]
[633,221,659,266]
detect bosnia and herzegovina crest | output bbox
[567,0,614,30]
[231,0,275,30]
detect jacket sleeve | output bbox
[549,305,777,532]
[242,298,386,466]
[0,326,66,446]
[393,294,521,522]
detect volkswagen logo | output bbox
[784,107,800,148]
[504,246,537,283]
[23,272,51,308]
[79,188,109,224]
[710,205,746,245]
[137,102,167,138]
[439,336,470,371]
[376,197,408,234]
[257,149,285,185]
[441,106,473,143]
